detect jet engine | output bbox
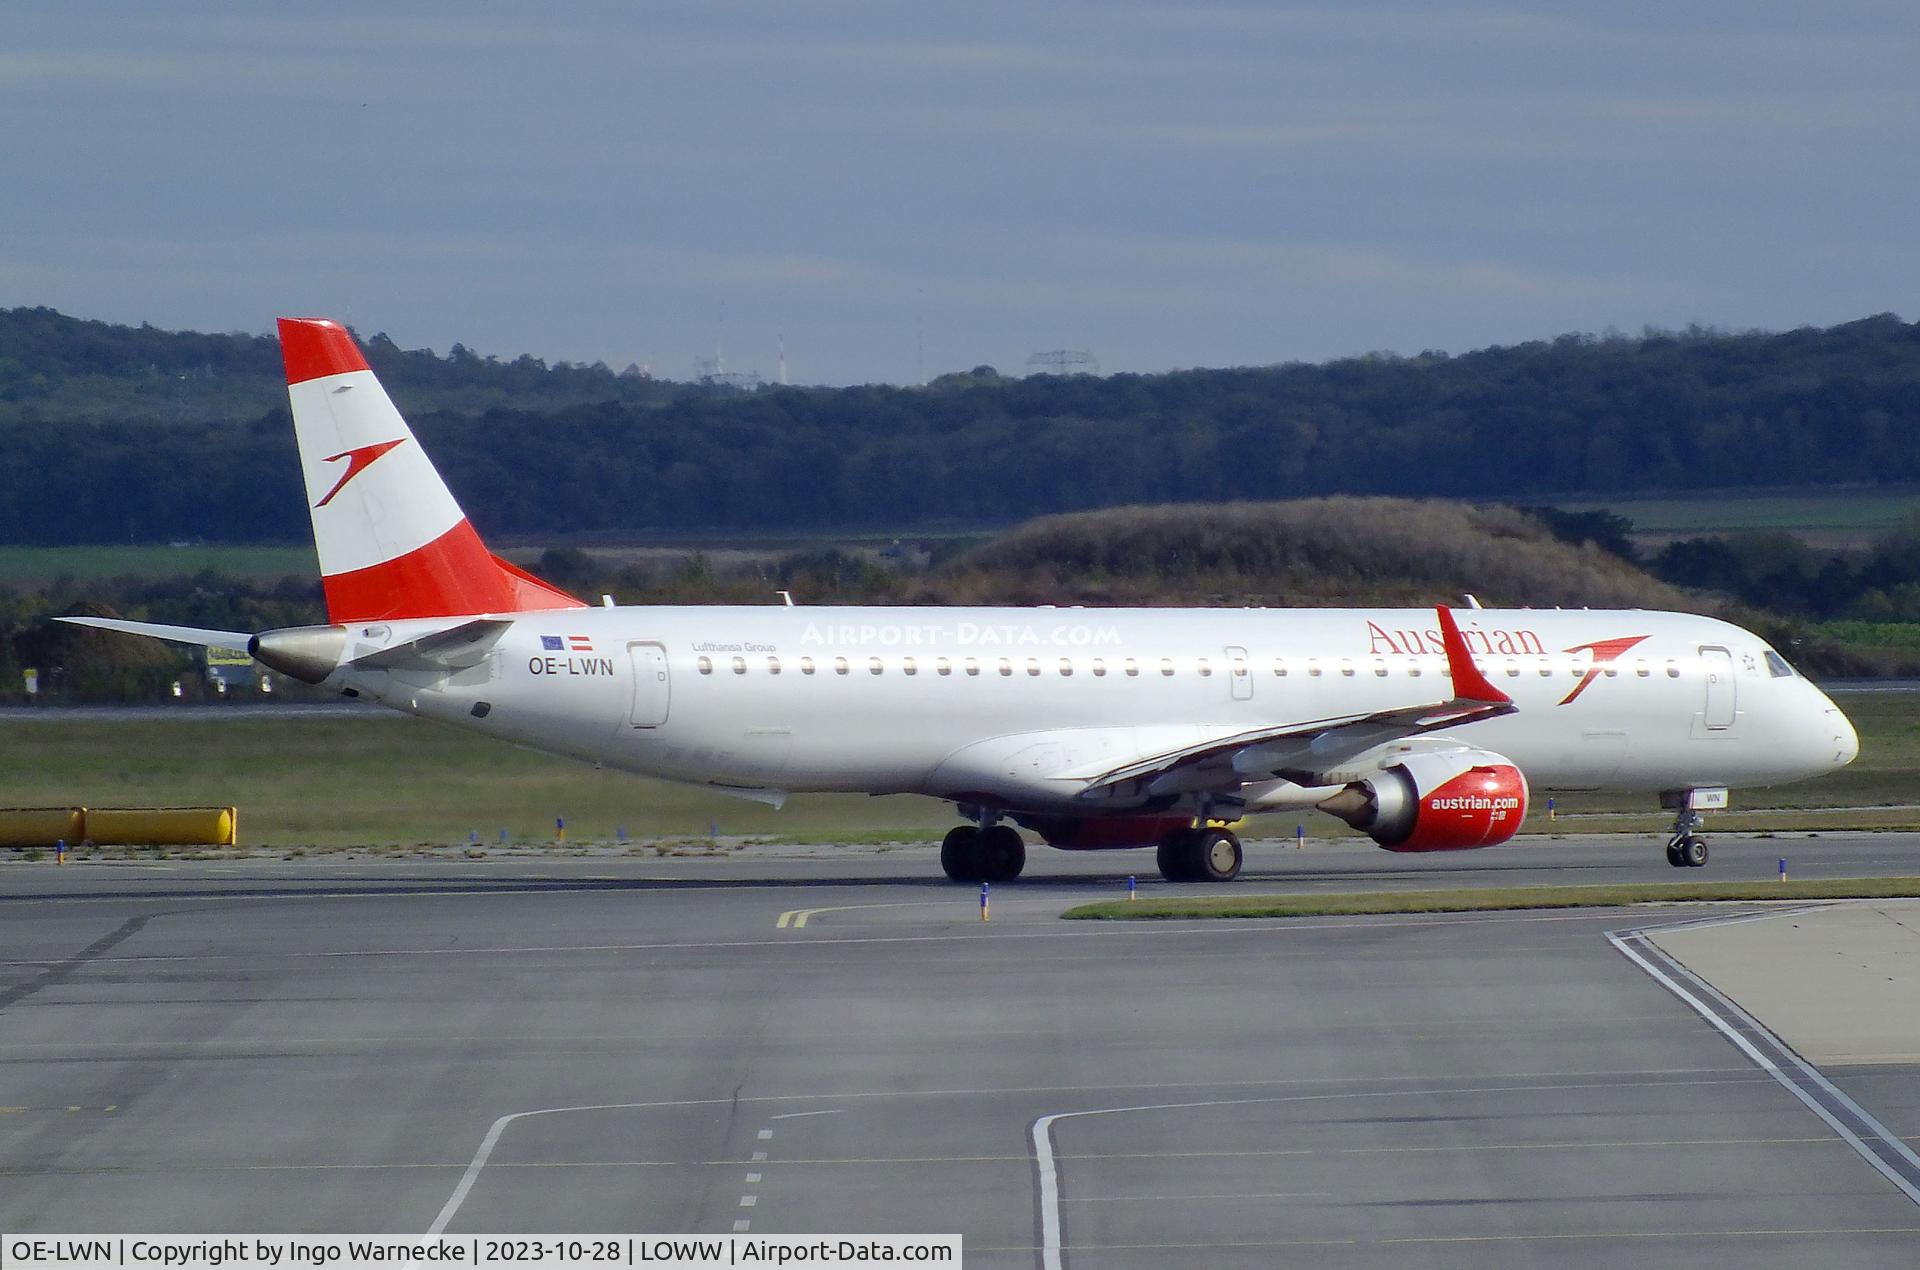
[1318,749,1529,852]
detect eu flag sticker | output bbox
[540,635,565,651]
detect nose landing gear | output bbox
[1665,809,1709,868]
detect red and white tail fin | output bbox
[278,318,585,624]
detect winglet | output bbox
[1436,605,1510,705]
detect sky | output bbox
[3,1,1917,384]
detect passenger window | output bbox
[1373,660,1388,678]
[1091,658,1106,677]
[1308,661,1323,678]
[868,656,883,675]
[1666,662,1680,678]
[936,657,952,676]
[999,659,1013,676]
[1273,659,1287,677]
[1408,663,1422,678]
[1635,661,1649,677]
[1604,667,1618,678]
[1232,659,1247,678]
[834,657,850,675]
[1058,658,1073,676]
[902,656,917,676]
[697,656,713,675]
[800,657,815,675]
[965,657,980,676]
[731,656,747,675]
[1197,658,1212,677]
[1539,662,1553,677]
[1026,658,1042,676]
[1339,661,1355,678]
[1505,664,1520,678]
[1125,658,1139,677]
[767,657,781,675]
[1160,658,1175,677]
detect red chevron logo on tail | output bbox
[315,438,407,508]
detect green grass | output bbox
[1551,491,1920,536]
[1063,877,1920,920]
[0,714,955,847]
[0,544,318,584]
[0,689,1912,849]
[1809,621,1920,652]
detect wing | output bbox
[928,606,1516,809]
[1078,606,1513,797]
[54,615,254,651]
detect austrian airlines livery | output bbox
[63,319,1860,882]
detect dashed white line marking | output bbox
[738,1195,756,1208]
[756,1129,773,1140]
[745,1172,761,1184]
[732,1221,750,1233]
[751,1151,768,1162]
[769,1109,843,1121]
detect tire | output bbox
[1191,829,1244,882]
[1157,832,1193,883]
[940,826,981,883]
[1665,841,1687,868]
[1681,835,1709,868]
[977,825,1027,882]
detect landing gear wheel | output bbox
[1680,835,1709,868]
[941,826,982,883]
[1665,841,1687,868]
[1157,832,1194,883]
[1157,828,1244,883]
[1191,829,1243,882]
[976,825,1027,882]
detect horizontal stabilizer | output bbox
[54,616,254,652]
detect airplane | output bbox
[61,318,1860,883]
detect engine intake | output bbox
[1320,750,1529,852]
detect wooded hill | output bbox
[1,306,1918,544]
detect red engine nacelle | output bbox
[1320,750,1529,852]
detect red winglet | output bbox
[1436,605,1510,704]
[278,317,370,385]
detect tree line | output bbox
[1,307,1918,543]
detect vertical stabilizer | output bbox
[278,318,584,623]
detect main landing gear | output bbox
[1665,810,1709,868]
[941,824,1026,883]
[1157,826,1244,883]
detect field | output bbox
[0,544,318,584]
[1551,489,1920,544]
[1,690,1914,850]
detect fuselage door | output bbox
[1700,645,1735,729]
[1225,645,1253,701]
[628,641,670,727]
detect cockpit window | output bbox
[1764,650,1796,679]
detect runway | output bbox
[3,834,1919,1265]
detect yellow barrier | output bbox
[0,808,86,847]
[82,807,237,847]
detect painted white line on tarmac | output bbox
[1609,908,1920,1207]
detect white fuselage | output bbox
[330,604,1857,818]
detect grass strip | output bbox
[1061,877,1920,921]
